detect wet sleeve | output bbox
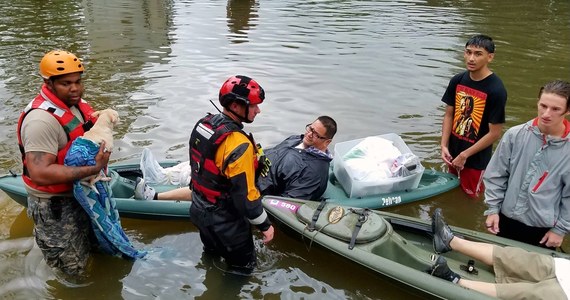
[216,132,271,231]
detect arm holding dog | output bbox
[26,140,110,186]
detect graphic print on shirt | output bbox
[452,85,487,143]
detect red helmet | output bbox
[219,75,265,107]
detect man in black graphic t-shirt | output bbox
[440,34,507,198]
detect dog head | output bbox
[91,109,120,127]
[85,108,120,151]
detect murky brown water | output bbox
[0,0,569,298]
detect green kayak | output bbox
[0,162,191,219]
[0,161,457,219]
[262,196,569,300]
[324,168,458,208]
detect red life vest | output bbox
[16,84,97,194]
[189,113,258,204]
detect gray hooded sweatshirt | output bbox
[484,118,570,236]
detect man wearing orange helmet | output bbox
[16,50,111,277]
[188,75,274,275]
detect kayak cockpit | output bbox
[109,170,138,198]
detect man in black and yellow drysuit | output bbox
[188,75,274,274]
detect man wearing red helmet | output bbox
[135,115,337,201]
[17,50,111,277]
[188,75,274,274]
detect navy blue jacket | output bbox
[257,135,332,201]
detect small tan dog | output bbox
[80,108,120,192]
[83,108,120,152]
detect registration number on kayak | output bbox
[381,196,401,206]
[268,199,299,212]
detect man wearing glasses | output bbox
[135,116,337,201]
[257,115,337,200]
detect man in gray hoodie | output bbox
[484,80,570,249]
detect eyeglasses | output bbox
[305,124,328,140]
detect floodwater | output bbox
[0,0,568,299]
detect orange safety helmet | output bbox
[39,50,84,79]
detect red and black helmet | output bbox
[219,75,265,108]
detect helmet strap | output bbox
[225,97,253,123]
[242,105,253,123]
[226,105,252,123]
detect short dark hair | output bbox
[538,80,570,111]
[465,34,495,53]
[317,115,337,139]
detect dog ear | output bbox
[91,110,101,118]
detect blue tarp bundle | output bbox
[64,137,146,259]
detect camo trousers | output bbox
[27,195,94,276]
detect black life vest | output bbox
[189,113,257,204]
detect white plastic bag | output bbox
[163,161,192,186]
[342,136,401,165]
[140,148,191,186]
[342,137,402,182]
[390,153,421,177]
[344,158,392,181]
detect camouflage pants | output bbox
[27,196,94,277]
